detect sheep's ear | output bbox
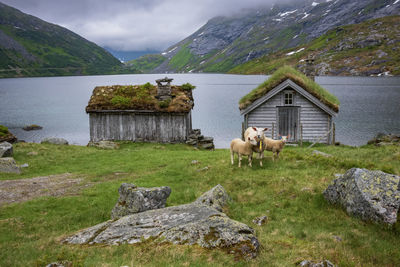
[252,127,257,131]
[263,128,268,131]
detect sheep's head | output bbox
[247,136,258,146]
[251,127,269,142]
[278,134,290,143]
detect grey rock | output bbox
[64,185,258,259]
[200,143,214,149]
[87,140,119,149]
[323,168,400,225]
[20,163,29,168]
[0,157,21,174]
[299,260,336,267]
[312,150,332,158]
[111,183,171,219]
[191,160,199,165]
[46,261,72,267]
[41,137,68,145]
[0,141,13,157]
[252,215,268,226]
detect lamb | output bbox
[230,137,257,167]
[264,135,289,161]
[244,127,268,166]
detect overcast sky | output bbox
[2,0,279,51]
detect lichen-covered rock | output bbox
[323,168,400,225]
[111,183,171,219]
[64,185,259,259]
[0,142,13,157]
[41,137,68,145]
[0,157,21,174]
[299,259,336,267]
[194,184,231,212]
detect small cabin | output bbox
[239,66,340,144]
[86,78,194,143]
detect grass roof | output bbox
[239,66,340,112]
[86,82,195,113]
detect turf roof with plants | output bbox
[239,66,340,112]
[86,82,195,113]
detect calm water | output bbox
[0,74,399,148]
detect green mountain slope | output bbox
[0,2,122,78]
[230,16,400,76]
[125,54,166,73]
[146,0,400,75]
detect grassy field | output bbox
[1,142,399,266]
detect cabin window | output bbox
[284,92,293,105]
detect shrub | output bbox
[181,83,196,91]
[0,125,9,137]
[111,96,131,108]
[158,99,171,108]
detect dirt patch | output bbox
[0,173,90,206]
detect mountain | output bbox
[142,0,400,74]
[104,48,161,62]
[0,2,122,78]
[230,15,400,76]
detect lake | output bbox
[0,74,399,148]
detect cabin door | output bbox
[278,107,298,142]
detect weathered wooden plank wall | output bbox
[89,111,191,143]
[246,90,331,143]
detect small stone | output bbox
[312,150,332,158]
[0,142,13,157]
[20,163,29,168]
[252,215,268,226]
[27,151,38,156]
[197,166,209,172]
[333,235,342,242]
[191,160,199,165]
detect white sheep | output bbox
[244,127,268,166]
[264,135,289,161]
[230,137,257,167]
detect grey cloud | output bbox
[2,0,284,51]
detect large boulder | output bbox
[0,157,21,174]
[111,183,171,219]
[0,142,13,157]
[41,137,68,145]
[64,185,259,259]
[323,168,400,225]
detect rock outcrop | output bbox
[111,183,171,219]
[323,168,400,225]
[367,133,400,146]
[64,185,259,259]
[41,137,69,145]
[23,124,43,131]
[0,142,13,157]
[87,140,120,150]
[299,259,336,267]
[0,157,21,174]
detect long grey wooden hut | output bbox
[239,66,340,144]
[86,78,194,143]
